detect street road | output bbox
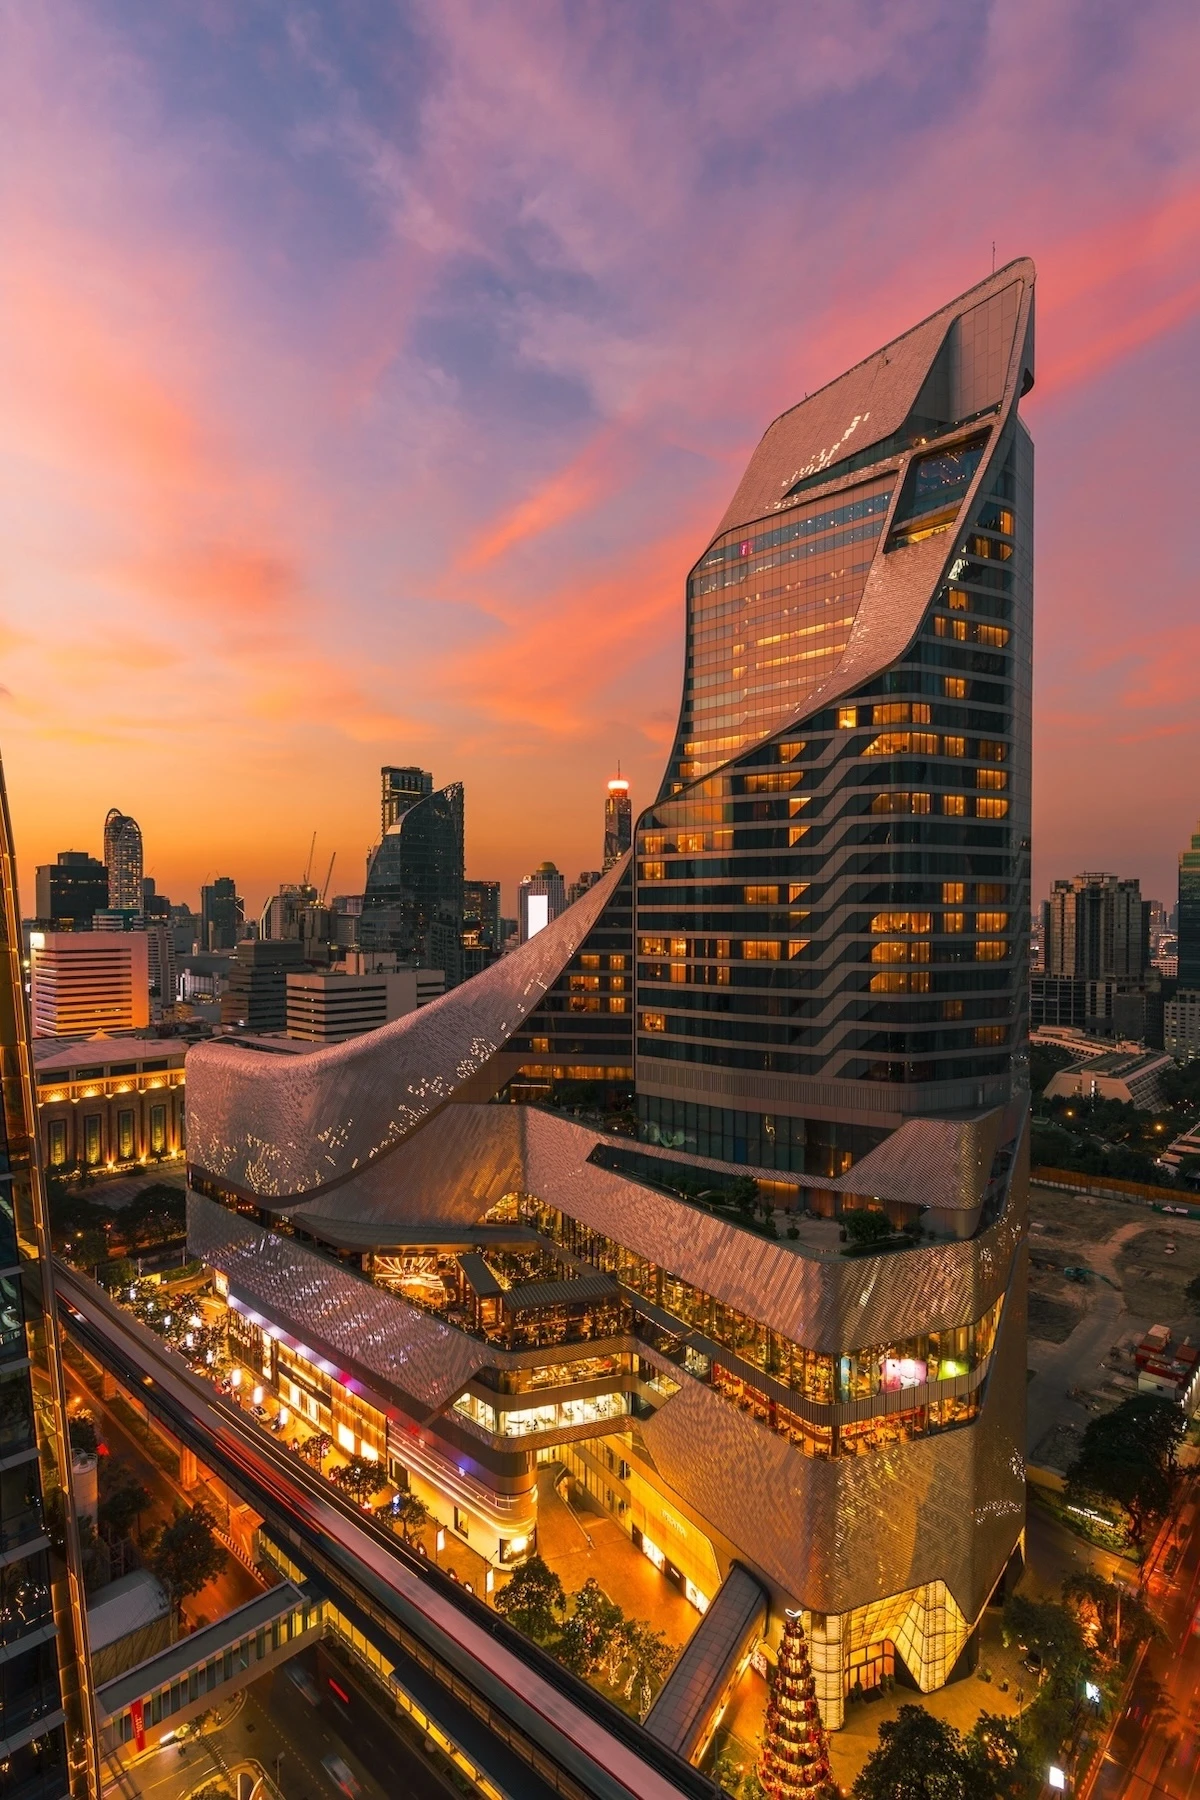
[1090,1482,1200,1798]
[102,1643,456,1800]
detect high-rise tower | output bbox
[1,756,101,1797]
[1179,821,1200,990]
[102,809,143,912]
[362,771,464,984]
[603,776,632,872]
[636,266,1034,1169]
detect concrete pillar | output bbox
[100,1370,118,1402]
[180,1446,199,1489]
[808,1610,846,1731]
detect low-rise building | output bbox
[1044,1048,1174,1111]
[34,1034,187,1171]
[285,969,439,1043]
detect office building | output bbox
[0,754,101,1797]
[30,931,150,1037]
[1165,990,1200,1064]
[361,771,464,985]
[35,852,109,931]
[36,1037,187,1171]
[185,263,1035,1733]
[603,775,632,871]
[103,810,143,912]
[330,893,364,951]
[567,869,602,906]
[1043,872,1149,983]
[285,969,437,1043]
[258,882,316,943]
[462,879,502,979]
[1180,820,1200,989]
[140,877,169,922]
[201,878,244,952]
[518,862,567,943]
[219,939,305,1032]
[1044,1048,1173,1111]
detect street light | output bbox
[1048,1767,1066,1791]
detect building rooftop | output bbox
[86,1569,170,1651]
[33,1034,188,1075]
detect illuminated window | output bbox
[789,825,809,845]
[870,912,932,933]
[975,797,1009,818]
[743,773,801,793]
[943,999,964,1019]
[670,964,687,983]
[608,997,627,1013]
[532,1037,550,1052]
[609,954,626,970]
[945,677,967,698]
[976,624,1010,647]
[871,941,930,963]
[569,975,600,991]
[778,740,805,761]
[639,937,667,955]
[977,768,1007,789]
[871,792,931,814]
[975,1025,1007,1044]
[743,940,781,960]
[745,885,780,904]
[838,707,857,728]
[976,912,1009,932]
[863,731,939,756]
[579,954,600,969]
[943,882,965,904]
[942,794,966,815]
[671,938,688,956]
[642,834,666,855]
[870,971,931,993]
[943,912,965,932]
[641,861,665,880]
[976,941,1007,961]
[948,588,969,609]
[872,703,931,725]
[677,833,705,853]
[569,996,601,1012]
[716,939,731,959]
[978,739,1006,762]
[943,735,965,756]
[788,940,808,959]
[789,883,809,902]
[641,1012,666,1032]
[609,975,625,991]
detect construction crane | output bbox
[319,852,337,905]
[301,830,317,889]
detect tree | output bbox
[395,1491,430,1544]
[68,1414,99,1456]
[842,1210,894,1249]
[963,1713,1040,1799]
[622,1621,676,1719]
[98,1464,152,1542]
[1186,1271,1200,1309]
[1067,1394,1184,1547]
[851,1706,970,1800]
[1062,1570,1158,1660]
[329,1455,386,1504]
[149,1503,226,1612]
[557,1578,624,1677]
[493,1554,566,1640]
[759,1611,835,1799]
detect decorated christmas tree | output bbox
[758,1609,836,1799]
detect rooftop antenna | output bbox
[320,851,337,904]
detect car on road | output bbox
[286,1662,320,1706]
[322,1752,361,1796]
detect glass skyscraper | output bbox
[1,757,99,1798]
[636,270,1034,1172]
[361,770,465,985]
[1179,820,1200,990]
[101,810,142,914]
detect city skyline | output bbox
[1,5,1198,913]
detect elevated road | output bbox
[56,1263,720,1800]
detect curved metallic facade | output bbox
[186,264,1035,1732]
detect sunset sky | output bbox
[2,1,1198,917]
